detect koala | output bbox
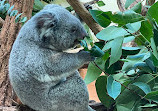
[9,4,95,111]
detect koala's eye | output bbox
[71,26,77,33]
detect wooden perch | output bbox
[66,0,103,35]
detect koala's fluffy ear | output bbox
[36,12,57,29]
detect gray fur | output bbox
[9,4,95,111]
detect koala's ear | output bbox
[36,12,57,29]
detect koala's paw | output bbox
[78,50,95,62]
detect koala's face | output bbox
[35,5,87,51]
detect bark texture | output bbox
[0,0,34,106]
[0,17,4,27]
[66,0,103,35]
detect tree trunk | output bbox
[66,0,103,35]
[0,0,34,106]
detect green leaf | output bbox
[89,10,112,28]
[153,29,158,47]
[123,36,135,43]
[131,2,142,13]
[122,48,140,56]
[102,40,113,51]
[66,6,73,12]
[145,90,158,103]
[0,0,5,6]
[126,21,141,33]
[122,52,150,71]
[84,58,106,84]
[151,37,158,58]
[133,62,153,73]
[116,74,154,111]
[116,101,139,111]
[34,0,45,11]
[122,47,140,50]
[95,76,115,108]
[105,59,122,74]
[7,5,14,15]
[0,5,4,13]
[140,20,153,42]
[132,82,151,94]
[110,36,123,66]
[140,104,157,108]
[20,17,27,23]
[135,34,146,46]
[148,1,158,24]
[125,0,135,9]
[2,3,10,14]
[96,1,105,7]
[90,45,104,57]
[10,10,18,16]
[150,52,158,67]
[145,58,157,73]
[15,13,22,23]
[96,26,128,41]
[107,75,121,100]
[111,10,144,25]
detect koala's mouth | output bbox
[74,39,80,45]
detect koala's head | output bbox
[34,4,87,51]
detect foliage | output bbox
[0,0,27,24]
[83,1,158,111]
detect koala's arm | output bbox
[48,51,93,81]
[34,51,93,82]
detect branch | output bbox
[0,17,4,27]
[66,0,103,35]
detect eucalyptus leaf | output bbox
[7,5,14,15]
[126,21,141,33]
[145,58,157,73]
[84,58,106,84]
[153,29,158,46]
[3,3,10,14]
[102,40,113,51]
[125,0,135,9]
[110,36,123,66]
[96,1,105,7]
[150,51,158,67]
[111,10,144,25]
[89,10,111,28]
[107,75,121,100]
[132,82,151,94]
[145,90,158,103]
[140,20,153,42]
[148,1,158,24]
[151,37,158,58]
[131,2,142,13]
[10,10,18,16]
[20,17,27,23]
[95,76,115,108]
[122,47,140,50]
[96,26,128,41]
[34,0,45,11]
[15,13,22,23]
[123,36,135,43]
[90,45,104,57]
